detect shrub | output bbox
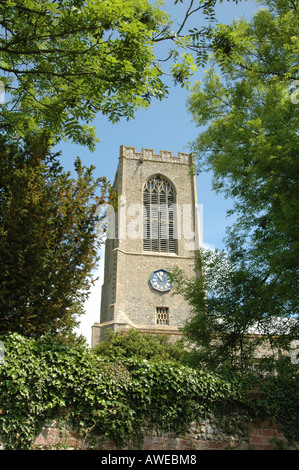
[93,328,188,363]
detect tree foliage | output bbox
[93,328,188,363]
[0,0,246,149]
[186,0,299,357]
[0,133,111,340]
[174,249,299,372]
[0,0,171,149]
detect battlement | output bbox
[120,145,193,165]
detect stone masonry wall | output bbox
[1,415,294,451]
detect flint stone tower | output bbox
[91,145,200,346]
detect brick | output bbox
[252,444,273,451]
[178,439,192,449]
[151,437,163,445]
[103,441,116,450]
[194,440,210,450]
[260,429,276,437]
[33,435,47,446]
[162,438,178,449]
[212,441,227,449]
[250,436,271,446]
[67,438,79,448]
[249,427,259,437]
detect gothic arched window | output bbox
[143,175,176,253]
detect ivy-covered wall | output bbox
[0,334,298,450]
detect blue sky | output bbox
[55,0,258,344]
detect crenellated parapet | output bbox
[119,145,193,165]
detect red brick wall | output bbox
[248,418,288,450]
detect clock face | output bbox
[150,269,173,292]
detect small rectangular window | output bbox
[156,307,169,325]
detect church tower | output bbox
[91,145,200,346]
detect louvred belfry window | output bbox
[156,307,169,325]
[143,176,176,253]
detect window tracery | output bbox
[143,175,176,253]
